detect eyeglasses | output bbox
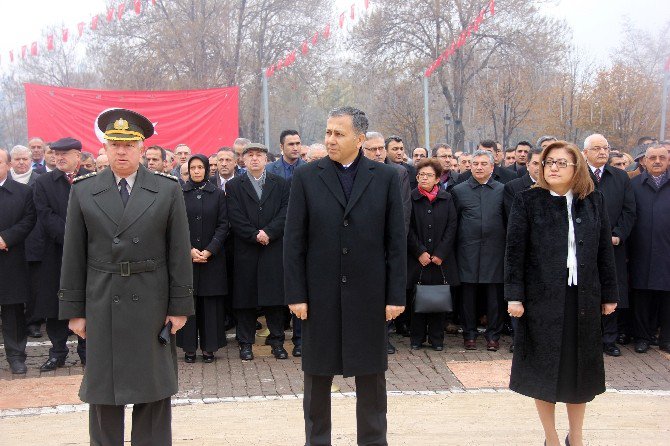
[417,172,436,179]
[588,146,610,152]
[543,159,576,169]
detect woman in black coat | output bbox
[176,155,229,363]
[407,158,459,350]
[505,141,618,446]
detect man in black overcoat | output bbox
[385,134,418,190]
[284,107,406,446]
[457,140,517,185]
[33,137,89,371]
[0,148,36,374]
[503,147,542,220]
[583,134,636,356]
[226,143,290,361]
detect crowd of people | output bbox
[1,105,668,445]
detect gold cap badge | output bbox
[113,118,129,130]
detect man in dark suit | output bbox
[457,140,517,185]
[227,143,290,361]
[385,134,418,190]
[0,148,37,374]
[507,141,532,178]
[504,147,542,220]
[284,107,406,446]
[59,109,193,445]
[33,137,89,371]
[628,142,669,354]
[265,129,306,182]
[28,137,47,173]
[432,143,459,192]
[583,134,636,356]
[210,147,238,193]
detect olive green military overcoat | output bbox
[59,165,194,405]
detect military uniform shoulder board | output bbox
[154,171,179,182]
[72,171,97,183]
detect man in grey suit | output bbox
[284,106,406,446]
[59,108,193,445]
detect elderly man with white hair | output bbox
[10,145,40,186]
[583,133,636,356]
[306,143,328,162]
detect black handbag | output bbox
[413,266,453,313]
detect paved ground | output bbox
[1,327,669,444]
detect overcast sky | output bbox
[0,0,668,68]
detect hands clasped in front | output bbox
[191,248,212,263]
[289,303,405,322]
[507,301,618,318]
[418,252,442,267]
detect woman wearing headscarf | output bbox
[176,154,229,363]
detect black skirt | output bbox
[556,285,591,404]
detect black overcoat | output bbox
[0,178,36,304]
[451,176,506,283]
[182,181,229,296]
[407,188,459,287]
[284,155,406,377]
[628,170,670,291]
[589,165,636,306]
[32,167,89,318]
[12,171,46,262]
[226,172,289,308]
[503,173,534,221]
[504,187,619,403]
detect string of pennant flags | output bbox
[264,0,370,78]
[1,0,158,66]
[424,0,495,77]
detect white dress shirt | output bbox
[550,189,578,285]
[114,170,138,195]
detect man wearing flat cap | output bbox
[33,136,89,371]
[58,109,193,445]
[226,143,291,361]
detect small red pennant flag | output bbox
[323,23,331,38]
[301,41,309,55]
[365,0,369,9]
[91,16,99,30]
[665,56,670,72]
[351,4,355,20]
[9,50,14,62]
[47,35,54,50]
[276,59,283,70]
[339,12,345,28]
[135,0,142,15]
[30,42,38,56]
[21,45,27,59]
[312,31,319,45]
[118,3,126,20]
[152,0,157,5]
[77,22,85,37]
[489,0,495,16]
[107,7,114,22]
[62,28,69,43]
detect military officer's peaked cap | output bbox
[50,137,82,151]
[97,108,154,141]
[242,143,269,156]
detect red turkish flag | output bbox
[323,23,331,38]
[91,16,99,30]
[107,8,114,22]
[47,35,54,50]
[30,42,38,56]
[301,41,309,55]
[25,83,240,156]
[339,12,345,28]
[118,3,125,20]
[77,22,85,37]
[134,0,142,15]
[62,28,69,42]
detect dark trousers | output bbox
[176,295,227,353]
[410,311,445,347]
[46,317,86,361]
[292,314,302,346]
[602,311,618,344]
[25,261,43,327]
[1,304,27,362]
[89,397,171,446]
[617,307,632,337]
[236,306,285,346]
[461,283,503,341]
[633,289,670,345]
[304,372,387,446]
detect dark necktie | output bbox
[118,178,130,207]
[594,168,601,183]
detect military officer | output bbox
[59,109,194,445]
[33,137,89,370]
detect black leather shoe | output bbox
[387,340,396,355]
[40,357,66,372]
[410,343,422,350]
[634,340,649,353]
[271,345,288,359]
[603,343,621,357]
[650,335,659,346]
[27,325,42,338]
[9,361,27,374]
[184,353,197,363]
[431,345,444,351]
[659,343,670,353]
[616,333,630,345]
[239,344,254,360]
[292,345,302,357]
[202,353,215,363]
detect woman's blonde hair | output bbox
[535,140,594,199]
